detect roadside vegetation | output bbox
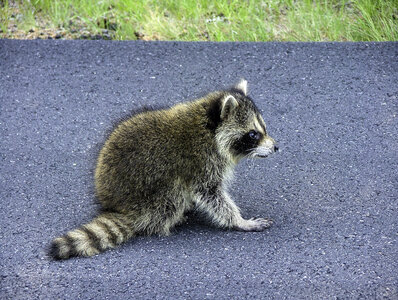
[1,0,397,41]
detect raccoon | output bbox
[50,79,278,259]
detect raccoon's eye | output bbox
[248,130,260,140]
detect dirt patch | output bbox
[1,2,115,40]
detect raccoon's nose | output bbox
[273,145,279,152]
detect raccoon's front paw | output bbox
[235,217,273,232]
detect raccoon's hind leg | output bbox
[141,196,190,237]
[194,190,273,232]
[50,212,135,259]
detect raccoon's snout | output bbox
[252,140,278,158]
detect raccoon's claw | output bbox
[235,217,273,232]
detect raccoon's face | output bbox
[214,79,278,162]
[230,111,277,159]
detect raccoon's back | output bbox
[94,108,213,210]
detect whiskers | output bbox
[247,146,273,158]
[247,148,263,158]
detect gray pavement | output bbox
[0,40,397,299]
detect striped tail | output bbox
[50,212,134,259]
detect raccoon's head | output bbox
[210,79,278,163]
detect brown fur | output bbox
[50,80,277,259]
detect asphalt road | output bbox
[0,40,397,299]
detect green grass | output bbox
[1,0,397,41]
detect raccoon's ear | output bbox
[235,79,248,96]
[221,95,239,120]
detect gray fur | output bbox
[50,80,277,259]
